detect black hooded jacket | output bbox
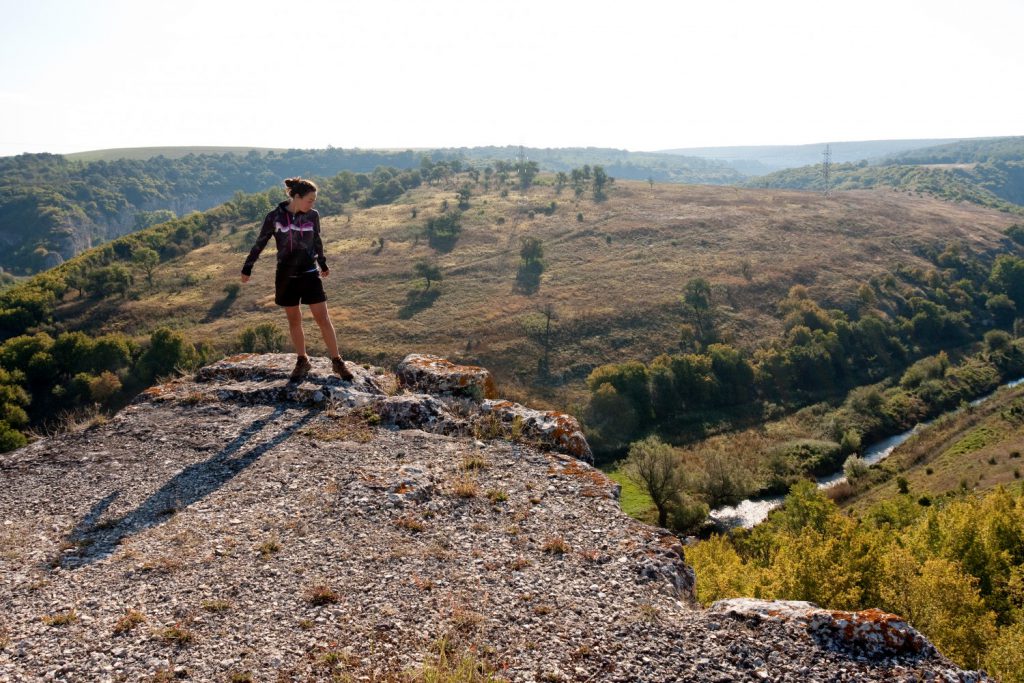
[241,201,328,277]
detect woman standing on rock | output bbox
[240,177,354,382]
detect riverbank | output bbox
[709,376,1024,529]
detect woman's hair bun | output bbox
[283,177,317,197]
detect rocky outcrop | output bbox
[180,353,592,463]
[0,354,987,682]
[396,353,498,398]
[710,599,942,661]
[480,399,592,463]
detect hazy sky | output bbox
[2,0,1022,156]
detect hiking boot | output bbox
[332,356,354,381]
[289,355,312,382]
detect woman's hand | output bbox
[240,274,250,283]
[320,269,330,278]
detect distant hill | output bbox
[881,136,1024,165]
[445,145,744,184]
[60,145,745,185]
[0,146,743,275]
[63,146,286,162]
[660,139,960,174]
[0,148,427,273]
[748,159,1024,213]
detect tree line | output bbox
[687,480,1024,679]
[587,238,1024,455]
[748,159,1024,214]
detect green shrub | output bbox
[843,455,869,480]
[771,439,843,478]
[238,323,287,354]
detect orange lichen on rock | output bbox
[396,354,497,399]
[555,458,615,489]
[710,599,937,658]
[818,608,930,655]
[479,399,593,462]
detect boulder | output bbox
[396,354,497,399]
[375,394,469,436]
[710,598,938,659]
[480,399,593,462]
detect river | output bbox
[707,377,1024,530]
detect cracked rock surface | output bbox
[0,355,987,681]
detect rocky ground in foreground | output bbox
[0,354,988,681]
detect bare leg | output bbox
[284,305,306,357]
[309,301,340,358]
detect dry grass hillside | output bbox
[54,180,1020,410]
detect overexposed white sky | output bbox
[2,0,1022,156]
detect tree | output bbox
[88,370,122,404]
[623,436,686,528]
[592,165,609,201]
[425,212,462,251]
[986,294,1016,329]
[132,247,160,287]
[134,327,199,385]
[519,236,544,263]
[85,264,132,298]
[707,343,754,405]
[413,260,442,291]
[697,447,752,508]
[571,168,587,199]
[896,558,998,669]
[0,367,30,435]
[587,361,652,421]
[584,383,639,451]
[456,184,472,210]
[554,172,568,194]
[90,334,133,373]
[0,422,26,452]
[516,237,544,294]
[682,278,714,344]
[686,534,756,605]
[990,255,1024,308]
[516,160,539,192]
[986,623,1024,683]
[843,455,869,480]
[65,266,89,297]
[769,479,837,536]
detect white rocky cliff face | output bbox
[0,354,987,681]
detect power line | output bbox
[822,143,832,197]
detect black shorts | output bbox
[275,270,327,307]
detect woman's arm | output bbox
[313,212,329,276]
[240,212,277,277]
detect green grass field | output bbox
[601,467,657,524]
